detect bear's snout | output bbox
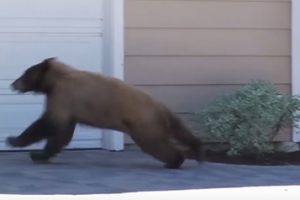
[10,78,26,92]
[10,80,17,90]
[10,79,21,92]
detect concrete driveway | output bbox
[0,145,299,198]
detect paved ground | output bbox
[0,145,300,196]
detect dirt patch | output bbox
[204,150,300,166]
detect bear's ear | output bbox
[45,57,57,61]
[42,57,58,67]
[40,58,54,74]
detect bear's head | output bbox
[11,57,57,93]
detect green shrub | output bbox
[192,80,300,157]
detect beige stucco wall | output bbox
[123,0,292,144]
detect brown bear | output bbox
[5,57,204,169]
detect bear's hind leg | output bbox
[6,114,56,148]
[135,138,185,169]
[29,120,76,163]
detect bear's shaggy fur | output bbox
[6,58,204,169]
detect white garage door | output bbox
[0,0,105,150]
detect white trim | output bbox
[292,0,300,142]
[101,0,125,151]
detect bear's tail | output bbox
[166,110,205,163]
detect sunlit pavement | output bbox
[0,186,299,199]
[0,145,299,197]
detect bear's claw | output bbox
[163,156,185,169]
[5,136,20,147]
[29,152,50,164]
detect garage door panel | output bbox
[0,88,17,94]
[0,80,12,89]
[0,37,103,79]
[0,104,44,128]
[0,105,102,138]
[0,139,102,151]
[0,88,13,93]
[0,0,103,19]
[0,127,102,142]
[73,126,102,140]
[0,0,105,150]
[0,94,44,105]
[0,34,101,42]
[0,85,44,104]
[0,19,102,30]
[0,25,102,34]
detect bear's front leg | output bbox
[5,114,56,148]
[30,120,76,164]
